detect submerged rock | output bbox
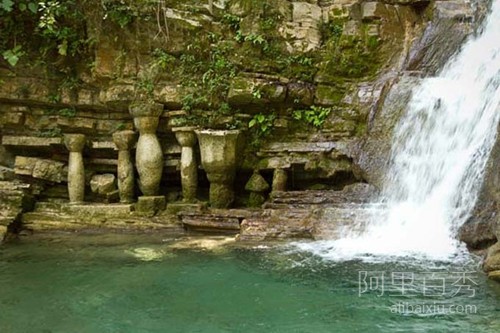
[126,247,168,262]
[169,236,236,253]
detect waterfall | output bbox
[296,1,500,261]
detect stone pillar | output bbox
[173,127,198,202]
[196,129,240,208]
[64,134,86,204]
[245,170,270,207]
[113,130,137,203]
[272,168,288,192]
[129,102,164,196]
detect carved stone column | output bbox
[113,130,137,203]
[173,127,198,202]
[64,134,86,204]
[245,170,270,207]
[272,168,288,192]
[196,129,240,208]
[129,102,164,196]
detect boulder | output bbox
[483,242,500,274]
[90,174,117,195]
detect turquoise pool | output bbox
[0,234,499,333]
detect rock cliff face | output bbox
[0,0,483,241]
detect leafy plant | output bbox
[222,13,241,30]
[102,0,137,28]
[293,106,332,128]
[58,107,76,117]
[2,45,24,66]
[252,87,262,99]
[177,36,238,128]
[249,113,276,136]
[38,127,62,137]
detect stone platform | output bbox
[17,184,379,243]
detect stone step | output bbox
[268,183,378,206]
[181,216,241,232]
[179,209,261,233]
[22,211,183,231]
[34,201,65,212]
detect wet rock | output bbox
[168,236,236,252]
[267,183,377,209]
[126,247,167,261]
[488,270,500,282]
[406,2,475,74]
[458,214,497,250]
[433,1,474,20]
[484,242,500,274]
[182,215,240,232]
[239,209,314,241]
[90,174,117,195]
[468,125,500,250]
[354,76,419,188]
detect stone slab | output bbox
[165,203,206,215]
[2,135,62,147]
[136,196,166,216]
[15,156,66,183]
[181,216,241,232]
[62,204,133,218]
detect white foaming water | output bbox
[295,2,500,262]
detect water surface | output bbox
[0,234,499,333]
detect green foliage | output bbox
[47,92,61,104]
[2,45,24,66]
[1,0,38,13]
[252,87,262,99]
[176,35,238,127]
[58,107,76,118]
[249,113,275,135]
[38,127,62,137]
[222,13,241,31]
[321,20,344,40]
[293,106,332,128]
[102,0,137,28]
[320,19,381,79]
[278,54,317,82]
[152,48,176,70]
[248,112,276,147]
[0,0,90,69]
